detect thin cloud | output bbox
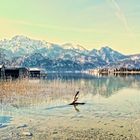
[107,0,134,37]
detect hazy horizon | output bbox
[0,0,140,55]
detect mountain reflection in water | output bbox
[46,73,140,98]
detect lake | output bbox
[0,73,140,139]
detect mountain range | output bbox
[0,35,140,71]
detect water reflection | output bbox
[46,73,140,98]
[0,73,140,115]
[45,105,69,110]
[73,104,80,112]
[45,104,83,113]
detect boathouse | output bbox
[29,68,41,78]
[5,66,29,79]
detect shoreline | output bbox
[0,114,139,140]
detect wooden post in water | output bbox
[69,91,85,105]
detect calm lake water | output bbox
[0,73,140,124]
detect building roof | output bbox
[29,68,41,71]
[0,65,4,69]
[5,66,28,70]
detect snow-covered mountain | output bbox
[0,35,139,71]
[105,54,140,70]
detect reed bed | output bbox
[0,79,92,107]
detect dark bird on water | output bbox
[69,91,85,105]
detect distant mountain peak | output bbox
[11,35,29,41]
[62,43,88,52]
[100,46,113,51]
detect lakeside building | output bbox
[29,68,47,78]
[0,65,46,79]
[5,66,29,79]
[29,68,41,78]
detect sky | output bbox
[0,0,139,54]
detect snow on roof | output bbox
[29,68,41,71]
[0,65,4,68]
[5,66,28,70]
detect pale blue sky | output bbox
[0,0,140,54]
